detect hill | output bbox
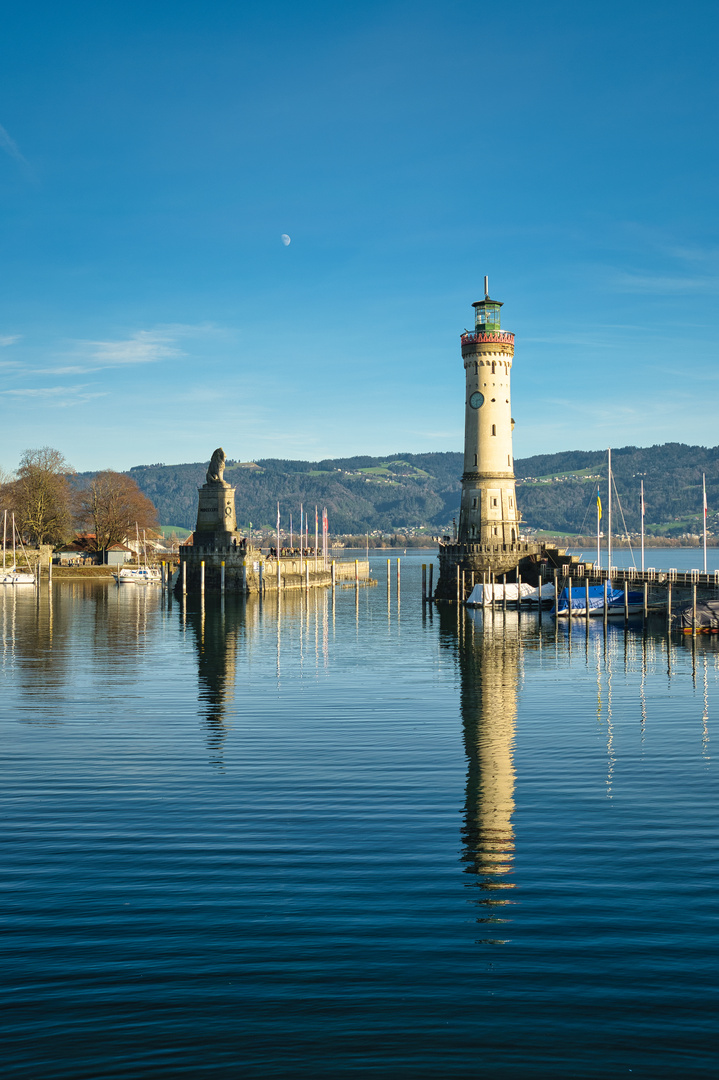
[123,444,719,539]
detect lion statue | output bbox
[206,447,227,484]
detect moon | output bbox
[281,234,291,246]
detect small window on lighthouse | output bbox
[472,498,477,509]
[491,424,496,436]
[473,453,477,466]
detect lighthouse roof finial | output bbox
[484,275,489,299]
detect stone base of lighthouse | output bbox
[435,539,542,602]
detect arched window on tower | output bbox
[491,361,496,374]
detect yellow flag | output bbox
[597,494,602,521]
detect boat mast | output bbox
[640,479,645,572]
[12,512,16,569]
[2,509,5,570]
[607,448,612,576]
[699,473,703,574]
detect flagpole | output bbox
[607,448,612,579]
[699,473,703,574]
[641,479,645,572]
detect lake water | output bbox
[2,553,718,1078]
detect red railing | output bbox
[461,330,514,347]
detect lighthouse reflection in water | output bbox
[440,606,520,934]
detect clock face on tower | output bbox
[469,391,484,409]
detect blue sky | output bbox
[1,0,717,472]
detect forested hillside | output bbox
[123,444,719,538]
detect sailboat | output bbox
[113,526,161,584]
[0,511,36,585]
[553,448,643,617]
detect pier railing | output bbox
[544,563,719,589]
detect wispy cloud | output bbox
[0,384,108,407]
[83,329,183,366]
[0,334,21,347]
[611,271,719,294]
[0,123,28,167]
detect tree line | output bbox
[0,447,158,549]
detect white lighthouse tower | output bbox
[458,277,518,546]
[436,279,534,599]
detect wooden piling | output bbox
[182,560,187,594]
[200,560,205,595]
[603,579,608,624]
[428,563,433,602]
[422,564,427,603]
[503,573,507,612]
[355,559,359,587]
[624,580,629,623]
[456,564,460,604]
[332,559,336,590]
[568,576,572,620]
[667,581,672,631]
[692,583,697,636]
[221,560,226,594]
[643,581,648,621]
[585,578,590,621]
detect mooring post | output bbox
[585,578,590,621]
[221,560,226,594]
[422,564,427,603]
[182,560,187,595]
[517,572,522,614]
[161,561,165,589]
[667,581,672,632]
[553,569,559,614]
[397,558,400,597]
[471,570,475,591]
[624,580,629,624]
[331,559,336,590]
[692,583,697,637]
[386,558,391,600]
[503,573,507,612]
[428,563,433,602]
[355,559,359,587]
[305,561,309,590]
[48,554,52,587]
[259,561,263,593]
[603,579,608,624]
[200,560,205,596]
[462,568,466,603]
[455,564,460,604]
[643,581,648,621]
[568,576,572,620]
[277,557,281,592]
[241,557,247,594]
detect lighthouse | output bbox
[436,279,536,600]
[458,277,518,546]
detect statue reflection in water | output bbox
[440,605,522,935]
[185,596,243,769]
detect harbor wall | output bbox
[178,543,370,594]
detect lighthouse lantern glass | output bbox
[475,303,501,331]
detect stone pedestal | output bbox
[195,481,239,545]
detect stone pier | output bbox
[176,447,370,594]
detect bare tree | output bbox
[14,447,75,546]
[79,471,158,551]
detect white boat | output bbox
[466,582,555,607]
[1,511,36,586]
[113,526,161,584]
[114,565,161,585]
